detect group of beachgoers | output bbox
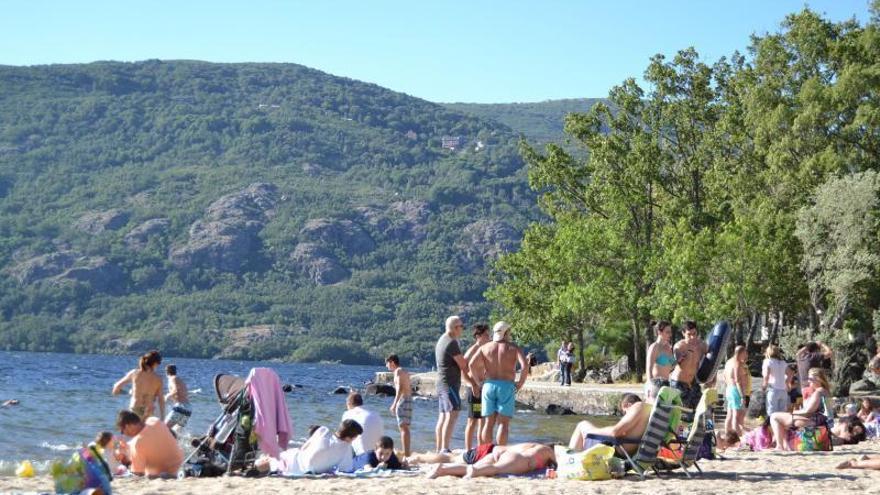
[75,317,880,482]
[644,320,879,463]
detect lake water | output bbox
[0,351,595,470]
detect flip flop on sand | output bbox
[836,459,855,469]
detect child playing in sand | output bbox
[385,354,412,456]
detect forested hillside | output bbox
[444,99,604,146]
[0,60,540,364]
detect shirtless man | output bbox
[463,323,491,450]
[163,364,191,433]
[385,354,413,456]
[117,409,183,477]
[426,442,554,479]
[669,321,707,410]
[468,321,529,446]
[723,345,749,434]
[112,350,165,420]
[568,393,650,454]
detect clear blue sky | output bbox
[0,1,871,103]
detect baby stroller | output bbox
[182,368,292,477]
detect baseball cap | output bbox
[492,321,511,342]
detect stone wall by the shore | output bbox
[375,371,641,416]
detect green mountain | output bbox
[0,60,540,365]
[443,99,605,146]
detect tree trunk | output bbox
[630,316,642,377]
[576,324,586,373]
[745,312,760,348]
[769,311,781,344]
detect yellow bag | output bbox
[554,444,615,481]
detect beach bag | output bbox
[51,447,112,495]
[789,425,832,452]
[554,444,615,481]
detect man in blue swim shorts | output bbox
[468,321,530,445]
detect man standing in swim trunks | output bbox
[468,321,529,446]
[385,354,413,456]
[723,345,749,434]
[434,315,472,453]
[164,364,191,435]
[669,321,707,410]
[463,323,490,450]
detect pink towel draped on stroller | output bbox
[246,367,293,458]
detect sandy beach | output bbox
[3,443,880,495]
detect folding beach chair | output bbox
[658,388,718,477]
[585,387,684,480]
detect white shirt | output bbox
[762,358,788,390]
[270,426,354,475]
[341,405,384,455]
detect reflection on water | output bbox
[0,351,610,464]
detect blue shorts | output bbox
[482,380,516,418]
[726,386,744,410]
[438,386,461,413]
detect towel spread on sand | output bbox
[246,367,293,458]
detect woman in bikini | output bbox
[426,442,556,478]
[112,350,165,420]
[645,321,675,399]
[769,367,832,451]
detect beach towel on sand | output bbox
[247,367,293,458]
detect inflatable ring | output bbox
[696,321,732,384]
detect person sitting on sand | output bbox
[342,392,383,455]
[426,442,555,479]
[256,419,362,475]
[769,367,833,451]
[568,393,650,454]
[116,409,183,478]
[837,454,880,470]
[831,416,867,445]
[856,398,876,423]
[112,350,165,420]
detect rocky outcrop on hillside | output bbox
[291,243,349,285]
[213,325,292,360]
[299,218,375,255]
[457,219,519,271]
[356,200,430,242]
[74,209,130,234]
[5,251,123,292]
[169,183,277,272]
[124,218,170,251]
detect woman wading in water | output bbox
[112,350,165,420]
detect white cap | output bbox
[492,321,511,342]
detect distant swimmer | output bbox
[112,350,165,420]
[1,399,19,408]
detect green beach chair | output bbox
[658,388,718,477]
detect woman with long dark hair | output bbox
[112,350,165,420]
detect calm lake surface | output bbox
[0,351,598,469]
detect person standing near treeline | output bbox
[558,341,573,386]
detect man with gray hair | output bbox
[434,315,471,452]
[468,321,529,445]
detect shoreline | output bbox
[4,444,880,494]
